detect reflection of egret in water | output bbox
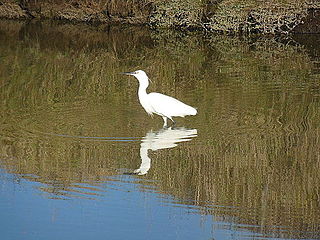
[134,127,197,175]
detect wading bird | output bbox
[123,70,197,127]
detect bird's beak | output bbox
[121,71,135,76]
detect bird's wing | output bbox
[148,92,197,117]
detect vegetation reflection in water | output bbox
[1,20,320,239]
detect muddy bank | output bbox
[0,0,320,34]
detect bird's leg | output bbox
[162,116,168,128]
[170,118,175,126]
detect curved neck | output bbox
[138,80,149,97]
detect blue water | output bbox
[0,170,269,240]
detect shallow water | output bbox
[1,20,320,240]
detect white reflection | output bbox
[134,127,197,175]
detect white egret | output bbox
[123,70,197,127]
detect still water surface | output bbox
[1,21,320,240]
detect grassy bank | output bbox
[0,0,320,34]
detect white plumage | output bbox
[123,70,197,127]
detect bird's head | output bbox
[122,70,146,77]
[122,70,150,86]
